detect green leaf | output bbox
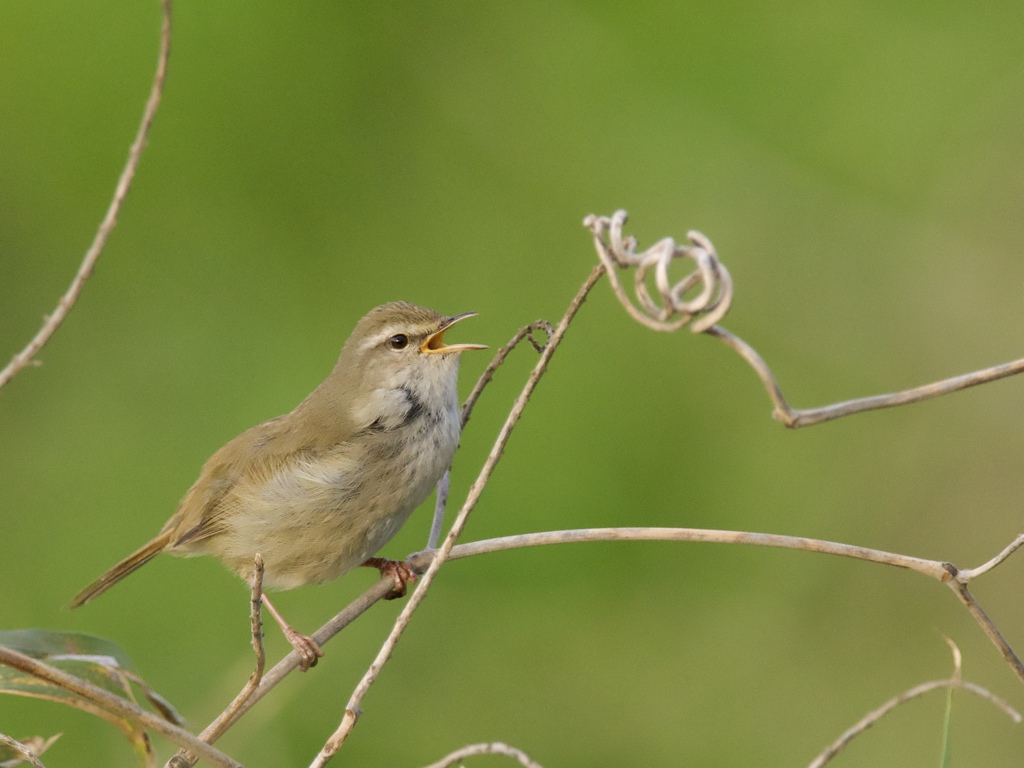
[0,629,183,767]
[938,685,953,768]
[0,630,135,669]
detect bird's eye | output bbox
[388,334,409,350]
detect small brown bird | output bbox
[71,302,485,669]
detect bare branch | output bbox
[0,732,49,768]
[942,578,1024,685]
[409,527,949,579]
[0,646,241,768]
[957,532,1024,581]
[170,521,1024,766]
[0,0,173,392]
[427,469,451,551]
[166,578,397,768]
[809,678,1020,768]
[308,265,606,766]
[175,523,1024,765]
[419,742,544,768]
[461,319,553,429]
[584,211,1024,428]
[427,320,554,552]
[414,527,1024,684]
[171,556,266,767]
[426,319,553,551]
[248,555,267,681]
[166,558,267,766]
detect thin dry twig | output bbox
[809,642,1020,768]
[427,319,553,548]
[0,732,49,768]
[248,556,267,680]
[427,469,451,551]
[709,324,1024,428]
[461,319,553,429]
[584,210,1024,428]
[809,679,1020,768]
[957,532,1024,581]
[165,578,398,768]
[0,646,241,768]
[0,0,173,392]
[410,527,948,578]
[941,578,1024,684]
[168,557,267,766]
[411,526,1024,685]
[166,558,267,767]
[307,265,606,767]
[419,741,544,768]
[425,318,553,550]
[174,525,1024,763]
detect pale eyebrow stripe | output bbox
[360,325,408,351]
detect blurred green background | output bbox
[3,1,1024,765]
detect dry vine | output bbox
[584,209,1024,427]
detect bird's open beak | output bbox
[421,312,488,355]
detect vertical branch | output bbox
[427,469,450,550]
[430,318,551,550]
[248,555,267,672]
[0,0,173,391]
[166,555,266,768]
[308,265,606,767]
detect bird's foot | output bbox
[260,590,324,671]
[362,557,418,599]
[284,627,324,671]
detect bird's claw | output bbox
[285,628,324,671]
[363,557,418,599]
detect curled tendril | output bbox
[583,210,733,333]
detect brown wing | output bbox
[164,414,296,546]
[164,371,362,547]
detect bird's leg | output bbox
[362,557,417,599]
[259,591,323,671]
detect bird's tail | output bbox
[69,531,174,609]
